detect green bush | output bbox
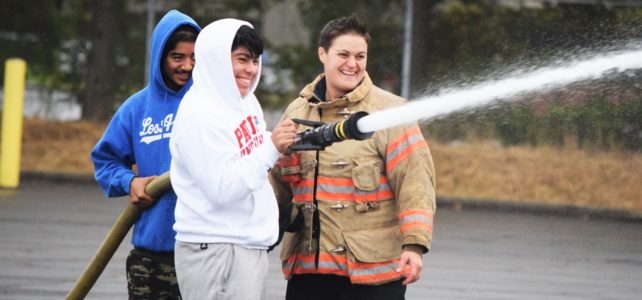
[424,83,642,152]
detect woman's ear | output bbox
[318,47,327,64]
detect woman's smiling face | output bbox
[318,33,368,100]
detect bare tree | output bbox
[81,0,125,121]
[410,0,438,97]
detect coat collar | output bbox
[299,73,373,109]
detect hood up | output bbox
[148,10,201,97]
[189,18,262,110]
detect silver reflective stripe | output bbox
[293,260,348,272]
[293,185,313,195]
[318,183,353,194]
[400,214,432,225]
[387,133,424,163]
[349,261,398,277]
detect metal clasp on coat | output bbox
[307,159,318,169]
[330,246,346,253]
[304,203,317,212]
[355,201,380,212]
[329,201,349,212]
[337,107,353,119]
[366,201,380,209]
[330,160,349,169]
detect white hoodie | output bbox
[169,19,280,249]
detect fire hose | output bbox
[65,172,171,300]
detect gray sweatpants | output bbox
[175,241,269,300]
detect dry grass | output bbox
[18,118,642,214]
[430,139,642,214]
[21,118,105,174]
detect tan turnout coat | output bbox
[270,73,436,285]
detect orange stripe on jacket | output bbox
[387,139,427,172]
[284,252,402,284]
[317,176,354,186]
[293,253,349,264]
[283,253,350,278]
[399,208,432,219]
[292,179,314,188]
[354,190,394,202]
[350,270,401,284]
[387,126,423,154]
[400,221,433,234]
[292,176,393,203]
[386,127,427,172]
[347,260,401,284]
[293,193,313,202]
[399,209,434,234]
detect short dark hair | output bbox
[231,25,263,59]
[318,15,370,51]
[162,25,198,59]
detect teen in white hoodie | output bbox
[169,19,297,299]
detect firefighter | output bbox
[270,14,437,300]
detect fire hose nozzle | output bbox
[289,111,374,151]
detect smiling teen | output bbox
[169,19,297,300]
[91,10,200,299]
[162,39,196,91]
[270,15,437,300]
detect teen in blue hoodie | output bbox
[91,10,200,299]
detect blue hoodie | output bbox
[91,10,200,252]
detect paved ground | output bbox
[1,181,641,299]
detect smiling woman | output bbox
[318,33,368,100]
[268,15,436,300]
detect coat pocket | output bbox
[342,224,402,263]
[351,159,381,191]
[279,231,301,261]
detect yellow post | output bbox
[1,58,27,188]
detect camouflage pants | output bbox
[126,248,181,300]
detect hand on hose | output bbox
[271,119,298,154]
[129,176,157,208]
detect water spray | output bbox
[287,47,642,151]
[357,48,642,133]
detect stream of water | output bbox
[357,46,642,133]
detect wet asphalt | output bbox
[1,181,641,300]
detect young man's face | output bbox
[162,41,195,91]
[231,46,259,97]
[318,33,368,100]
